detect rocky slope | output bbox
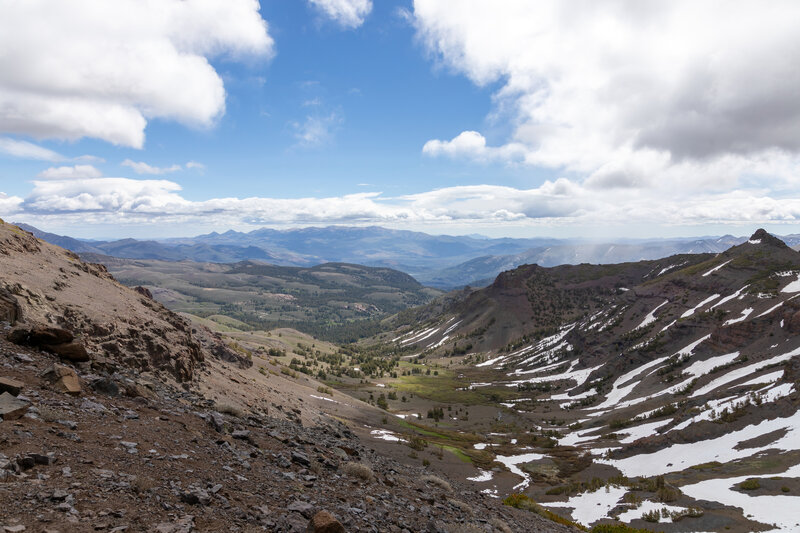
[0,220,250,383]
[0,220,579,532]
[382,229,800,531]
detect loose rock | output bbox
[307,510,346,533]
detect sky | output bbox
[1,0,800,240]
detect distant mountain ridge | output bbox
[16,223,800,288]
[78,255,442,343]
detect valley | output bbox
[3,221,800,532]
[3,4,798,533]
[175,229,800,532]
[82,255,441,344]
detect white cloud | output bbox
[422,131,527,163]
[308,0,372,29]
[122,159,183,175]
[292,113,342,147]
[0,138,63,161]
[74,155,106,164]
[186,161,206,171]
[23,178,186,215]
[0,192,23,215]
[413,0,800,190]
[11,176,800,231]
[37,165,103,180]
[0,0,274,148]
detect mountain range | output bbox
[17,223,800,288]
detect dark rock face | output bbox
[133,286,153,299]
[750,228,788,248]
[44,341,90,362]
[8,325,90,362]
[8,325,73,346]
[786,309,800,334]
[0,288,21,324]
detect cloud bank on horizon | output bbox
[2,0,800,236]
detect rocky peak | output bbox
[749,228,788,248]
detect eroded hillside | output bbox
[365,229,800,532]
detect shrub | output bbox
[38,406,70,423]
[669,507,704,521]
[421,474,452,493]
[489,518,512,533]
[447,498,473,515]
[641,509,660,522]
[590,525,655,533]
[657,486,680,502]
[407,435,428,451]
[376,394,388,410]
[503,493,587,530]
[215,402,244,418]
[131,475,157,494]
[739,478,761,490]
[341,462,374,482]
[781,486,791,493]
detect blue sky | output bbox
[2,1,800,240]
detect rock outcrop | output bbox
[0,221,247,382]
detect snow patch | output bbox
[494,452,547,490]
[781,273,800,293]
[691,346,800,398]
[682,462,800,532]
[723,308,753,326]
[681,294,720,318]
[634,300,668,330]
[370,429,406,442]
[545,486,627,526]
[702,259,732,277]
[466,469,494,482]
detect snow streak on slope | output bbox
[634,299,668,330]
[702,259,732,277]
[723,307,753,325]
[691,347,800,397]
[781,273,800,293]
[600,409,800,477]
[681,294,720,318]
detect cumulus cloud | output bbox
[308,0,372,29]
[37,165,103,180]
[422,131,527,163]
[0,0,274,148]
[0,192,22,215]
[9,176,800,231]
[413,0,800,190]
[122,160,183,175]
[0,138,63,161]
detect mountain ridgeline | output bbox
[380,229,800,530]
[20,222,800,288]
